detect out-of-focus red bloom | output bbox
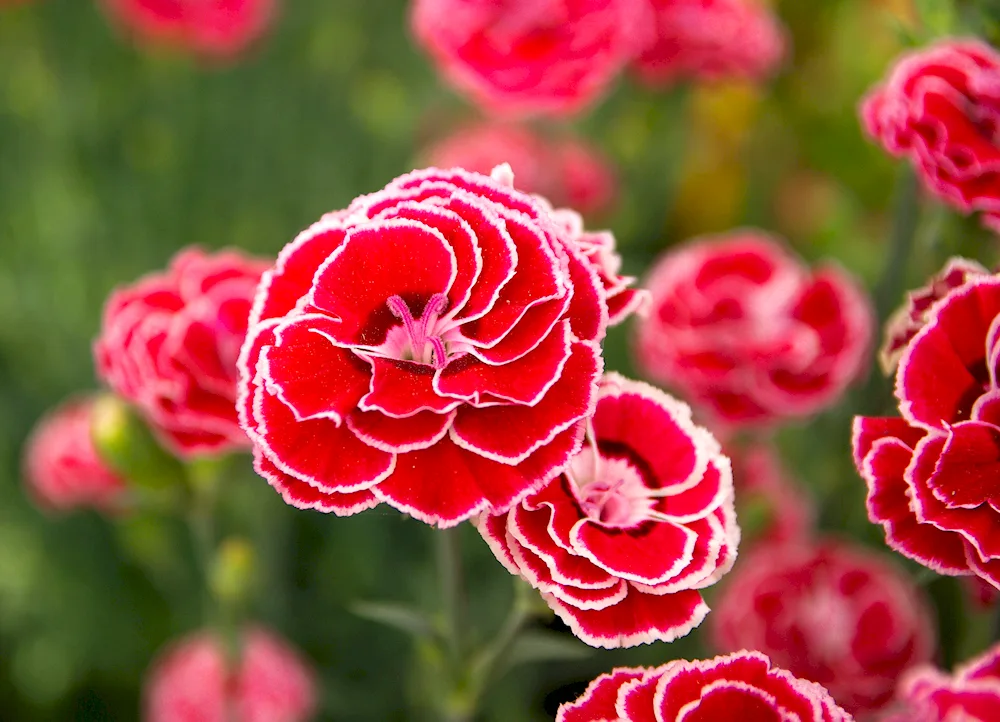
[634,231,873,428]
[634,0,786,86]
[410,0,650,117]
[712,541,935,716]
[557,651,853,722]
[95,247,269,457]
[23,397,126,513]
[238,166,608,527]
[862,40,1000,233]
[966,576,1000,609]
[854,266,1000,591]
[100,0,276,59]
[423,124,617,216]
[730,443,814,543]
[145,626,316,722]
[885,643,1000,722]
[479,373,737,649]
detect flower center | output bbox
[385,294,452,368]
[568,447,662,528]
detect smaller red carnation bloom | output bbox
[862,40,1000,233]
[888,642,1000,722]
[557,650,853,722]
[635,231,873,428]
[634,0,786,86]
[712,540,935,716]
[410,0,651,118]
[23,397,126,513]
[479,373,738,649]
[423,124,617,216]
[100,0,275,59]
[145,626,316,722]
[730,443,814,544]
[880,257,989,373]
[95,247,269,458]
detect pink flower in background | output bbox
[557,651,853,722]
[862,40,1000,233]
[634,0,786,86]
[966,576,999,609]
[238,166,607,527]
[95,247,269,457]
[100,0,276,59]
[410,0,650,117]
[23,397,126,513]
[712,541,935,715]
[887,643,1000,722]
[854,269,1000,591]
[730,443,814,544]
[145,626,316,722]
[635,232,873,427]
[479,373,738,648]
[424,124,617,216]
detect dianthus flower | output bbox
[634,231,873,427]
[730,443,814,544]
[238,166,607,527]
[557,650,853,722]
[634,0,785,86]
[424,124,617,216]
[100,0,275,59]
[712,541,935,715]
[145,626,315,722]
[95,247,269,457]
[23,397,126,513]
[854,264,1000,591]
[862,40,1000,233]
[410,0,650,117]
[885,643,1000,722]
[479,373,737,648]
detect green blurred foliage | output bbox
[1,0,999,719]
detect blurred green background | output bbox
[1,0,999,719]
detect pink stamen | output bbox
[385,293,451,367]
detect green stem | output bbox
[435,526,466,666]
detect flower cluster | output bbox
[854,261,1000,590]
[711,541,934,715]
[557,651,853,722]
[884,643,1000,722]
[480,374,738,648]
[863,40,1000,233]
[635,231,873,427]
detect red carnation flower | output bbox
[100,0,275,59]
[238,166,607,527]
[145,626,316,722]
[885,643,1000,722]
[479,373,737,648]
[711,541,935,715]
[731,444,814,544]
[23,397,126,513]
[634,0,786,86]
[966,576,999,609]
[854,270,1000,591]
[557,651,853,722]
[423,124,618,216]
[634,231,873,427]
[862,40,1000,233]
[410,0,650,118]
[95,247,269,457]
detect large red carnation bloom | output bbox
[712,541,935,715]
[862,40,1000,233]
[23,397,126,513]
[635,232,873,427]
[557,651,853,722]
[885,643,1000,722]
[100,0,275,59]
[145,626,316,722]
[95,247,269,457]
[854,267,1000,590]
[479,373,737,648]
[410,0,650,117]
[238,166,607,527]
[634,0,785,86]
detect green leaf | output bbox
[349,601,437,640]
[915,0,956,36]
[505,630,593,669]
